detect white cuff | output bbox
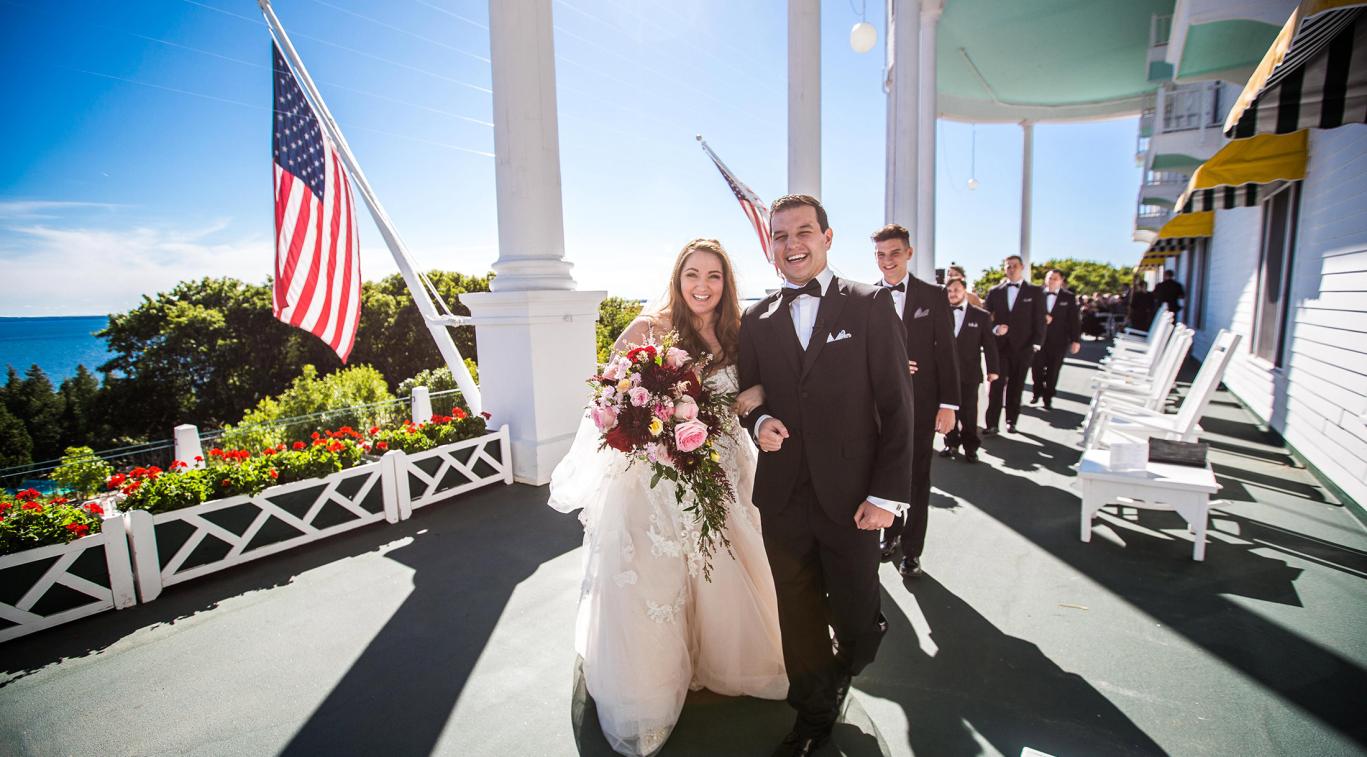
[938,403,959,411]
[866,495,906,516]
[753,414,774,444]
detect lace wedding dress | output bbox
[548,364,788,756]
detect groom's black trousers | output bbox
[760,465,885,737]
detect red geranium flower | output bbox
[221,479,231,487]
[480,411,492,420]
[17,488,40,501]
[375,441,388,450]
[85,503,104,516]
[453,408,468,420]
[293,441,306,450]
[66,523,90,538]
[21,502,43,512]
[368,426,380,436]
[269,469,278,479]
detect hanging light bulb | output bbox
[850,21,877,53]
[967,122,980,190]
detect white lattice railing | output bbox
[0,515,136,642]
[397,424,513,517]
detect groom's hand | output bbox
[854,501,894,530]
[757,418,789,452]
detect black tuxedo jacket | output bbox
[739,276,914,522]
[885,276,961,409]
[1042,288,1082,350]
[953,304,1000,385]
[984,280,1047,355]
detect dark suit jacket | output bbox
[888,276,961,410]
[739,276,915,521]
[953,304,1000,385]
[1042,288,1082,351]
[984,280,1047,355]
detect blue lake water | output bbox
[0,316,112,383]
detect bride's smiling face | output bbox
[679,250,725,320]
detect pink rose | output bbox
[628,387,650,407]
[674,419,708,453]
[602,361,623,381]
[653,401,674,421]
[665,347,691,369]
[647,442,674,467]
[673,396,699,421]
[590,403,618,432]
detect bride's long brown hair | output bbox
[660,238,742,369]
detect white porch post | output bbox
[789,0,821,198]
[1020,119,1035,279]
[914,1,941,282]
[885,0,921,244]
[462,0,605,485]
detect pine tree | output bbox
[59,365,101,448]
[13,365,64,463]
[0,404,33,469]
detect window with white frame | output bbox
[1253,183,1301,365]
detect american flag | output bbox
[272,42,360,362]
[697,137,772,264]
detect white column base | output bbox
[461,289,606,485]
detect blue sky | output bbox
[0,0,1149,316]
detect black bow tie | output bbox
[882,281,906,293]
[780,279,823,304]
[1006,282,1020,288]
[952,305,964,311]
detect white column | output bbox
[1020,120,1035,279]
[465,0,605,485]
[788,0,821,198]
[487,0,575,292]
[885,0,920,243]
[914,1,941,282]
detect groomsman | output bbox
[1030,269,1082,410]
[941,277,999,462]
[983,255,1046,434]
[870,224,960,579]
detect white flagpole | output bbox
[258,0,482,416]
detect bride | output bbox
[548,238,787,756]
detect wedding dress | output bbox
[548,363,788,757]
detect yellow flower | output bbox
[617,378,632,392]
[710,450,720,463]
[649,418,664,436]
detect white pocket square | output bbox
[827,330,853,343]
[913,307,931,319]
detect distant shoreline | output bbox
[0,315,107,321]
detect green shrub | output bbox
[597,296,644,364]
[51,446,114,498]
[219,364,395,452]
[397,361,479,417]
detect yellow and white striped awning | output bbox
[1175,130,1308,213]
[1225,1,1367,137]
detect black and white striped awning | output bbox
[1225,2,1367,137]
[1179,181,1289,212]
[1148,238,1194,253]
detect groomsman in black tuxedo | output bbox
[941,277,999,462]
[739,195,914,756]
[983,255,1046,434]
[869,224,959,579]
[1030,269,1082,411]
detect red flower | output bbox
[209,448,223,458]
[311,432,321,440]
[221,479,231,487]
[604,424,635,453]
[293,441,306,450]
[85,503,105,516]
[375,441,388,451]
[269,469,278,479]
[368,426,380,436]
[51,496,70,504]
[625,345,657,364]
[0,502,10,513]
[66,523,90,538]
[17,488,40,501]
[480,411,492,420]
[21,502,43,512]
[262,448,275,456]
[194,455,204,462]
[453,408,468,420]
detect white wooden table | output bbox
[1076,448,1221,560]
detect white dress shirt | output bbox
[754,267,907,517]
[1006,280,1021,310]
[1046,290,1058,313]
[882,274,958,412]
[952,303,966,336]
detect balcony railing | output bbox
[1151,14,1173,48]
[1156,81,1223,134]
[1144,169,1188,186]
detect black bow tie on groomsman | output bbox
[779,279,823,304]
[952,305,964,311]
[882,281,906,293]
[1006,282,1021,288]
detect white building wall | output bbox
[1192,125,1367,506]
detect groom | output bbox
[739,194,914,756]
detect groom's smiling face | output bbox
[770,205,832,285]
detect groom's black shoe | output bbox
[898,556,923,578]
[772,730,829,757]
[983,426,999,436]
[938,446,955,459]
[879,535,901,563]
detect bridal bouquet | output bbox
[588,332,735,579]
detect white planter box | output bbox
[123,426,512,602]
[0,515,136,643]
